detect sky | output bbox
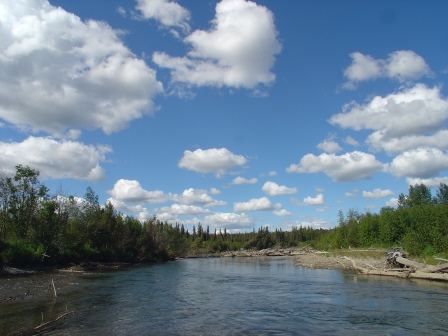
[1,0,448,232]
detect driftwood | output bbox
[343,256,448,282]
[34,311,74,332]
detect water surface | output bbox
[1,257,448,335]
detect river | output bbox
[1,257,448,335]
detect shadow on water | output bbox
[1,258,448,335]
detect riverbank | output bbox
[220,246,388,272]
[293,249,387,271]
[0,248,393,303]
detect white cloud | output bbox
[234,197,274,212]
[406,176,448,188]
[387,148,448,178]
[362,188,394,199]
[178,148,247,176]
[386,198,399,207]
[0,0,163,137]
[203,212,254,230]
[152,0,282,90]
[107,198,145,213]
[210,188,221,195]
[343,50,431,88]
[135,0,191,33]
[286,151,384,182]
[345,189,359,198]
[386,50,432,82]
[303,194,324,206]
[231,176,258,185]
[273,209,293,217]
[107,179,166,204]
[262,181,297,196]
[297,217,330,229]
[317,139,342,154]
[367,130,448,155]
[343,52,383,86]
[268,171,277,176]
[331,85,448,139]
[116,6,127,17]
[155,204,210,216]
[344,136,360,147]
[0,136,110,181]
[170,188,226,207]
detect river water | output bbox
[2,257,448,335]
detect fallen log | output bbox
[343,256,448,282]
[395,257,440,272]
[428,263,448,273]
[34,311,74,332]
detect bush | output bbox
[1,241,43,266]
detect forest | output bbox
[314,183,448,257]
[0,165,447,267]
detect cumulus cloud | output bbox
[178,148,247,176]
[273,209,293,217]
[155,204,210,216]
[135,0,191,33]
[344,136,360,147]
[362,188,394,199]
[386,50,432,82]
[231,176,258,185]
[367,130,448,155]
[107,179,166,204]
[169,188,226,207]
[203,212,254,230]
[286,151,384,182]
[387,148,448,178]
[343,52,383,88]
[234,197,274,212]
[331,85,448,138]
[262,181,297,196]
[303,194,324,206]
[0,0,163,137]
[152,0,282,90]
[406,176,448,188]
[386,198,399,207]
[331,84,448,154]
[317,139,342,154]
[343,50,431,88]
[0,136,111,181]
[107,198,146,214]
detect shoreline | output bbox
[0,248,407,304]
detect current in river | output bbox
[1,257,448,335]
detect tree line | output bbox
[314,183,448,256]
[0,165,324,267]
[2,164,445,267]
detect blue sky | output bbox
[1,0,448,232]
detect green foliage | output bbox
[1,240,43,266]
[316,183,448,257]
